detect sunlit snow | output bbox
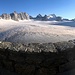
[0,19,75,44]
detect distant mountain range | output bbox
[0,11,75,21]
[30,14,63,21]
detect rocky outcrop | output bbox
[54,41,75,52]
[18,12,29,20]
[0,40,75,52]
[29,16,34,19]
[0,40,75,75]
[0,41,57,52]
[0,16,2,19]
[10,11,29,21]
[0,11,30,21]
[10,11,19,21]
[42,15,48,21]
[1,13,11,20]
[56,16,62,21]
[35,14,43,20]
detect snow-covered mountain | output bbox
[48,14,56,18]
[33,14,63,21]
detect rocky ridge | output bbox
[0,11,30,21]
[31,14,63,21]
[0,11,69,21]
[0,40,75,53]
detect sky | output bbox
[0,0,75,19]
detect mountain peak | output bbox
[0,11,30,21]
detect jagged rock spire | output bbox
[0,11,30,21]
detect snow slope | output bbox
[0,19,75,44]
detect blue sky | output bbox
[0,0,75,19]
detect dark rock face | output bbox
[18,12,29,20]
[0,66,19,75]
[54,41,75,52]
[42,15,48,21]
[29,16,34,19]
[36,14,43,20]
[0,16,2,19]
[0,40,75,75]
[10,11,19,21]
[56,16,62,21]
[1,13,11,20]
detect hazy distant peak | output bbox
[48,14,56,18]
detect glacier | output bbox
[0,19,75,44]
